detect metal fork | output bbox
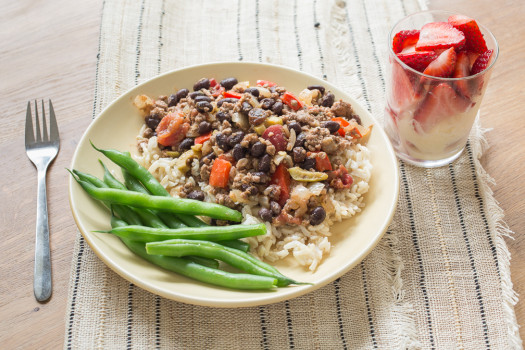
[25,100,60,302]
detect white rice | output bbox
[135,126,372,271]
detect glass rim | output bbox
[388,9,499,81]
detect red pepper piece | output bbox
[270,163,291,207]
[281,92,304,111]
[308,151,333,172]
[223,91,243,99]
[209,78,217,87]
[195,132,212,145]
[331,117,350,137]
[209,158,232,188]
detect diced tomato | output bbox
[195,132,212,145]
[209,78,217,87]
[257,80,277,87]
[223,91,243,99]
[209,158,232,188]
[308,151,332,172]
[155,112,189,147]
[262,125,287,152]
[348,127,362,139]
[270,163,291,207]
[328,165,353,189]
[281,92,304,111]
[331,117,350,137]
[211,84,225,98]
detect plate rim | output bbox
[68,61,400,307]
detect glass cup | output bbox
[384,10,498,167]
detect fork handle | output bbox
[34,168,52,302]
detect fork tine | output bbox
[48,100,59,142]
[41,100,48,142]
[25,101,35,145]
[34,100,41,142]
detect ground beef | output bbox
[216,193,235,208]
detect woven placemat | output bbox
[64,0,522,349]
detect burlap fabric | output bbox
[64,0,522,349]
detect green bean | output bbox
[71,169,143,226]
[219,239,251,253]
[73,176,243,222]
[99,161,168,229]
[92,143,208,227]
[106,223,266,242]
[122,169,186,229]
[146,239,298,287]
[109,216,220,270]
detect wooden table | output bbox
[1,0,523,348]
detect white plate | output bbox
[69,62,399,307]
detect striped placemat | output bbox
[64,0,522,349]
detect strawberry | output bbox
[388,61,426,116]
[471,49,494,74]
[414,83,472,132]
[415,22,465,52]
[396,51,437,72]
[423,47,457,78]
[448,15,488,54]
[393,30,420,54]
[452,51,472,98]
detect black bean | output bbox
[258,154,271,172]
[193,78,210,91]
[321,120,340,134]
[294,133,306,148]
[352,115,362,125]
[196,101,213,113]
[320,92,335,107]
[176,88,189,101]
[215,133,231,151]
[300,157,316,170]
[250,141,266,157]
[216,111,230,122]
[241,101,253,114]
[248,186,259,196]
[307,85,326,94]
[232,144,246,161]
[200,152,216,165]
[253,172,268,183]
[198,121,212,135]
[194,95,212,103]
[248,108,267,126]
[260,98,275,110]
[309,206,326,225]
[270,201,281,216]
[178,138,194,152]
[217,98,239,107]
[220,77,238,90]
[167,94,178,107]
[259,208,273,222]
[228,131,245,147]
[145,115,161,130]
[189,91,205,99]
[288,122,302,135]
[292,147,306,163]
[271,101,283,115]
[187,190,205,201]
[245,87,260,97]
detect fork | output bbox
[25,100,60,302]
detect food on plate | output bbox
[69,144,303,290]
[385,14,495,162]
[133,77,372,270]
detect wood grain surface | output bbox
[0,0,523,348]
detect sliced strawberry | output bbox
[448,15,488,54]
[415,22,465,52]
[414,83,472,132]
[471,49,494,75]
[396,51,437,72]
[467,51,480,69]
[388,61,425,116]
[452,51,472,98]
[393,30,420,54]
[423,47,457,78]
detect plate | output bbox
[69,62,399,307]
